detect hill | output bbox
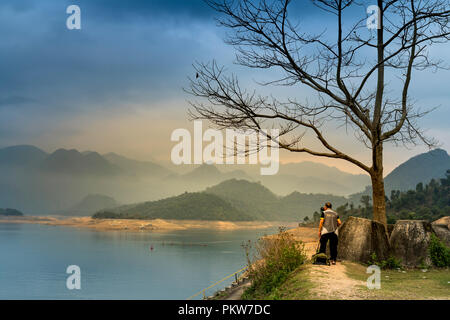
[279,191,348,221]
[180,164,253,184]
[94,192,253,221]
[384,149,450,194]
[40,149,121,176]
[339,170,450,223]
[205,179,348,221]
[103,152,171,178]
[61,194,119,216]
[0,145,48,168]
[349,148,450,202]
[205,179,280,220]
[0,208,24,216]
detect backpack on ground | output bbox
[311,241,330,266]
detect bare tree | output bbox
[187,0,450,226]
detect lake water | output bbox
[0,223,278,300]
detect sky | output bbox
[0,0,449,175]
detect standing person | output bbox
[318,202,342,265]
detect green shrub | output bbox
[242,227,306,299]
[368,252,402,270]
[429,233,450,268]
[367,252,379,266]
[379,256,402,270]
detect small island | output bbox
[0,208,24,216]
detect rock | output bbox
[431,223,450,247]
[432,216,450,229]
[337,217,390,264]
[387,224,395,237]
[389,220,433,267]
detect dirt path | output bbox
[306,262,367,300]
[291,226,368,299]
[221,262,367,300]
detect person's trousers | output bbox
[319,232,338,261]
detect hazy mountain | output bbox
[260,174,365,196]
[164,164,254,194]
[61,194,119,216]
[0,208,24,216]
[280,191,348,220]
[0,145,374,215]
[182,164,252,182]
[103,152,172,178]
[0,145,48,168]
[384,149,450,194]
[95,192,253,221]
[40,149,121,176]
[349,148,450,202]
[0,146,176,214]
[259,161,370,196]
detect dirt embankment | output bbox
[0,216,297,232]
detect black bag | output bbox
[311,241,330,266]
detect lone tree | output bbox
[187,0,450,227]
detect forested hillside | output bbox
[336,170,450,224]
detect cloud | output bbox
[0,0,448,173]
[0,0,231,122]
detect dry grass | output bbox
[242,227,307,299]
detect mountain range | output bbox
[258,161,370,196]
[0,145,448,215]
[95,179,349,221]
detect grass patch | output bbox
[344,262,450,300]
[242,264,313,300]
[264,265,314,300]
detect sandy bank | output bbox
[0,216,298,232]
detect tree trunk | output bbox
[371,143,387,228]
[371,171,387,227]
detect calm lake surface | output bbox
[0,223,279,300]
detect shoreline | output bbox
[0,216,298,232]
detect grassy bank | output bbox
[241,227,308,299]
[238,226,449,300]
[344,262,450,300]
[240,261,449,300]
